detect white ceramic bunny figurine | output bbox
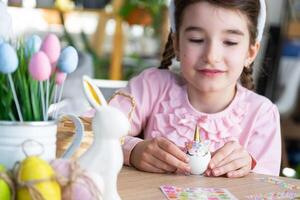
[79,76,130,200]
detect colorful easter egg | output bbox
[17,156,61,200]
[0,165,11,200]
[25,34,42,57]
[51,159,102,200]
[186,141,211,175]
[186,126,211,175]
[29,51,51,81]
[0,42,18,74]
[40,33,61,65]
[55,70,66,85]
[57,46,78,74]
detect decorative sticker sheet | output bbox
[245,190,298,200]
[160,185,238,200]
[256,177,300,190]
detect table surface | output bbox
[117,166,300,200]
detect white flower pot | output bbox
[0,115,84,169]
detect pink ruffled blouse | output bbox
[109,68,281,176]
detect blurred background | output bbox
[1,0,299,177]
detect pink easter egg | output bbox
[51,159,102,200]
[29,51,51,81]
[55,70,66,85]
[40,34,61,65]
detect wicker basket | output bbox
[57,117,93,159]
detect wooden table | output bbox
[118,166,300,200]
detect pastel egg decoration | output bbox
[0,42,18,74]
[52,70,66,119]
[29,51,52,81]
[25,34,42,57]
[29,51,52,121]
[16,156,61,200]
[57,46,78,74]
[55,70,67,85]
[40,33,61,66]
[0,164,12,200]
[54,46,79,118]
[186,126,211,175]
[51,159,102,200]
[0,42,23,122]
[40,34,61,116]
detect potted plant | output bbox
[0,3,84,169]
[119,0,167,26]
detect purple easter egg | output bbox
[62,180,93,200]
[0,42,18,74]
[29,51,51,81]
[57,46,78,74]
[51,159,101,200]
[25,34,42,57]
[40,33,61,65]
[55,70,66,85]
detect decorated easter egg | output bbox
[51,159,103,200]
[25,34,42,57]
[55,70,66,85]
[0,165,11,200]
[186,141,211,175]
[29,51,51,81]
[40,33,61,65]
[0,42,18,74]
[57,46,78,74]
[17,156,61,200]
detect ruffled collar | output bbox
[152,83,249,151]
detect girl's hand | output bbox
[206,141,252,178]
[130,137,191,174]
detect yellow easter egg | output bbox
[0,165,11,200]
[17,156,61,200]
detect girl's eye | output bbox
[189,39,204,43]
[224,41,238,46]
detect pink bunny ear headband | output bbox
[169,0,266,42]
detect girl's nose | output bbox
[202,41,221,64]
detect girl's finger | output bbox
[215,149,247,168]
[152,142,190,172]
[157,137,189,163]
[139,160,166,173]
[204,169,212,177]
[209,141,239,169]
[145,153,177,172]
[226,166,251,178]
[212,157,248,176]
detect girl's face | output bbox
[174,2,259,93]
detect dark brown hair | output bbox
[159,0,261,90]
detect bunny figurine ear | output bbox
[82,75,107,108]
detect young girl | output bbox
[110,0,281,177]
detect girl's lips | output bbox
[197,69,225,76]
